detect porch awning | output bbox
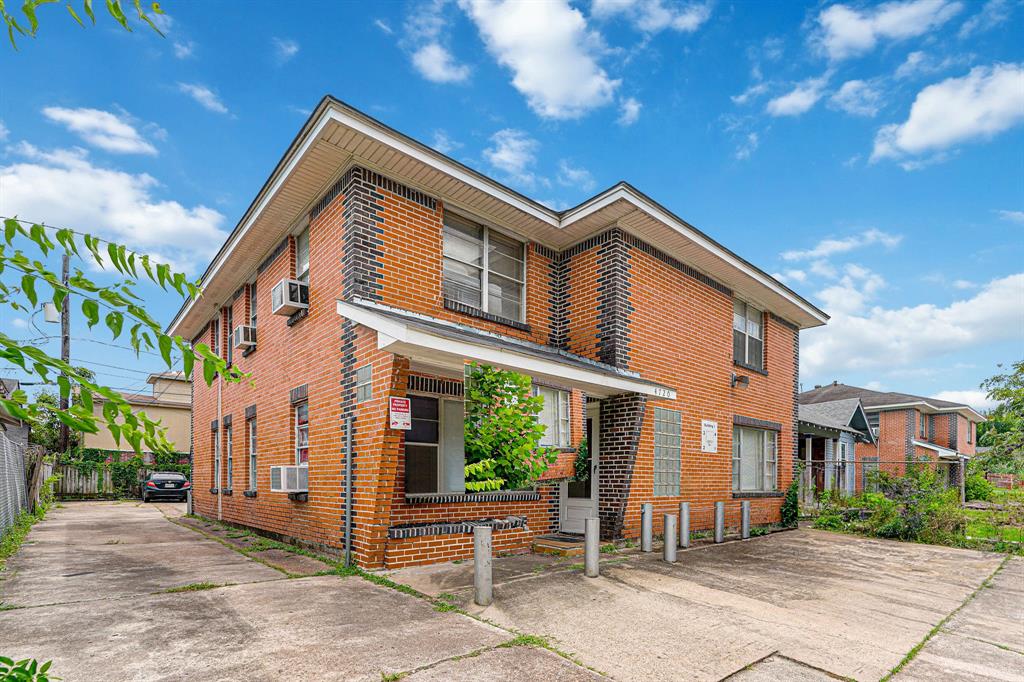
[912,440,964,461]
[336,298,676,400]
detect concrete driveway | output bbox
[390,529,1022,681]
[0,502,598,681]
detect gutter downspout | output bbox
[217,313,224,522]
[344,415,353,567]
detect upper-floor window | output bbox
[443,213,525,321]
[733,300,763,370]
[225,306,233,366]
[967,420,973,444]
[249,282,257,328]
[212,315,221,358]
[295,227,310,283]
[919,413,927,439]
[534,385,570,448]
[295,402,309,465]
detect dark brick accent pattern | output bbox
[548,254,570,349]
[734,415,783,431]
[256,237,290,276]
[341,166,387,302]
[597,229,633,369]
[443,298,531,332]
[388,515,527,540]
[289,384,308,404]
[244,404,257,420]
[222,414,232,427]
[404,491,540,504]
[598,393,647,539]
[407,374,464,397]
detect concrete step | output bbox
[532,534,585,557]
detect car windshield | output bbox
[151,473,186,481]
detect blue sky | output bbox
[0,0,1021,411]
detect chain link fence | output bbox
[799,457,965,508]
[0,430,29,534]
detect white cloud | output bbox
[872,63,1024,163]
[412,43,471,83]
[766,73,831,117]
[810,260,839,279]
[952,279,977,290]
[731,82,769,106]
[813,0,963,61]
[272,37,300,63]
[996,209,1024,223]
[782,228,902,261]
[815,264,886,315]
[557,160,596,191]
[773,269,807,284]
[932,389,999,412]
[460,0,619,119]
[177,83,230,115]
[374,19,394,35]
[172,40,194,59]
[617,97,642,126]
[958,0,1013,38]
[0,144,227,273]
[591,0,712,33]
[829,79,882,117]
[483,129,541,187]
[894,50,971,80]
[431,129,462,154]
[42,107,157,155]
[0,120,8,141]
[10,318,28,329]
[734,132,759,160]
[802,273,1024,376]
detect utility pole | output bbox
[58,253,71,455]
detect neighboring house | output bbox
[800,382,984,495]
[167,96,828,569]
[82,371,192,462]
[797,398,874,499]
[0,378,31,449]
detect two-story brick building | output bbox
[167,96,828,569]
[799,383,985,495]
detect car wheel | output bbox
[142,493,148,503]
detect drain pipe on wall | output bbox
[344,415,353,567]
[217,311,224,522]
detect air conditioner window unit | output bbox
[232,325,256,349]
[270,465,308,493]
[271,279,309,316]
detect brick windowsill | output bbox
[443,298,531,333]
[222,489,233,496]
[243,490,257,498]
[405,490,541,505]
[209,488,219,495]
[732,491,784,499]
[733,361,768,377]
[389,516,527,540]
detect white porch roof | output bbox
[336,298,676,400]
[912,440,965,461]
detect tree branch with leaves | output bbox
[0,216,244,455]
[1,0,165,49]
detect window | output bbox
[212,315,221,358]
[212,428,220,490]
[443,213,525,321]
[919,413,927,439]
[225,424,233,490]
[249,282,257,329]
[225,306,233,366]
[732,300,763,369]
[404,395,465,494]
[295,403,309,465]
[653,408,681,496]
[732,426,777,492]
[967,421,973,444]
[534,385,570,448]
[355,365,372,403]
[295,228,310,282]
[248,419,257,490]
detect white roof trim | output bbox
[868,401,985,422]
[336,300,676,400]
[911,440,963,460]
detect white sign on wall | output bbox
[701,420,718,453]
[390,397,411,430]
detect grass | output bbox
[163,581,227,593]
[1,480,59,573]
[880,555,1011,681]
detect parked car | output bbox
[142,472,191,502]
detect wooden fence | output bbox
[53,464,150,499]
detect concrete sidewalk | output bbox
[0,501,600,681]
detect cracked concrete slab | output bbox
[404,645,605,681]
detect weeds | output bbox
[163,582,226,593]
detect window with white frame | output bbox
[967,420,973,444]
[225,423,233,490]
[248,418,257,490]
[249,282,257,329]
[442,213,525,321]
[295,227,310,283]
[295,402,309,465]
[404,395,465,494]
[225,306,233,366]
[534,385,570,448]
[920,412,927,439]
[653,408,681,496]
[732,300,763,369]
[212,315,221,358]
[732,426,777,492]
[355,365,372,403]
[212,427,220,490]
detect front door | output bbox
[561,404,599,534]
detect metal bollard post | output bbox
[186,489,193,516]
[584,517,600,578]
[714,501,725,543]
[679,502,690,549]
[663,514,678,563]
[641,503,653,552]
[741,501,751,539]
[473,525,493,606]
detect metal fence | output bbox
[799,457,965,508]
[0,431,28,534]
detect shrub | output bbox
[781,468,800,527]
[965,473,994,502]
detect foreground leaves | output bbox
[1,0,164,49]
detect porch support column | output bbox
[598,393,647,541]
